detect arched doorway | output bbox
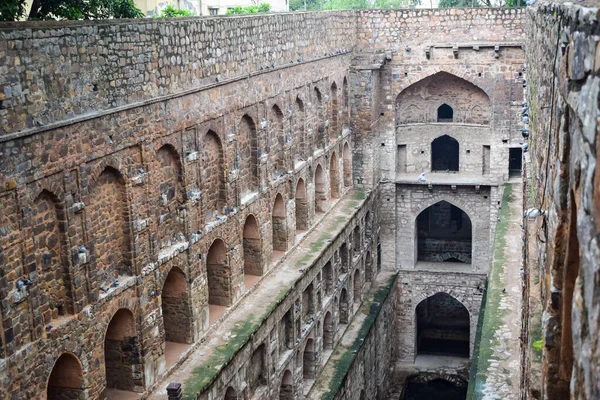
[340,242,349,273]
[272,194,288,258]
[269,104,286,180]
[314,164,327,214]
[280,370,293,400]
[353,269,361,303]
[330,82,338,139]
[416,201,472,264]
[295,178,308,233]
[416,293,470,358]
[323,261,333,295]
[343,143,352,187]
[248,344,267,393]
[437,104,454,122]
[294,97,306,162]
[431,135,459,172]
[238,115,259,196]
[206,239,231,323]
[330,152,340,199]
[243,215,263,289]
[224,386,237,400]
[365,251,373,283]
[203,130,226,221]
[104,309,142,393]
[47,353,83,400]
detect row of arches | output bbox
[23,139,352,326]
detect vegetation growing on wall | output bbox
[226,3,271,14]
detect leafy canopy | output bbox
[226,3,271,14]
[156,5,195,17]
[0,0,144,21]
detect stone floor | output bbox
[147,189,366,399]
[479,182,523,400]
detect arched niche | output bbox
[295,178,308,232]
[47,353,84,400]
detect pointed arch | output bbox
[206,239,232,306]
[342,77,349,127]
[415,293,470,358]
[314,164,327,213]
[431,134,459,172]
[323,311,333,350]
[238,115,259,196]
[416,200,472,264]
[303,338,316,380]
[88,166,132,285]
[395,71,490,125]
[32,189,73,319]
[272,194,288,252]
[295,178,308,232]
[249,343,267,393]
[437,103,454,122]
[343,142,351,187]
[280,370,293,400]
[353,268,361,303]
[161,266,192,344]
[269,104,286,180]
[294,97,306,161]
[203,130,226,220]
[155,144,184,248]
[330,82,338,139]
[339,288,349,324]
[47,353,84,400]
[243,214,263,278]
[314,86,325,150]
[104,309,142,392]
[330,152,340,199]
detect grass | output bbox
[467,183,514,399]
[321,274,397,400]
[182,189,371,397]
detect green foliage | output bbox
[289,0,323,11]
[438,0,480,7]
[322,0,419,9]
[532,339,543,350]
[157,5,195,17]
[1,0,144,21]
[226,3,271,14]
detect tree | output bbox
[156,5,195,17]
[1,0,144,21]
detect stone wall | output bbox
[395,270,486,362]
[0,12,356,135]
[524,2,600,399]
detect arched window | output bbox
[437,104,454,122]
[431,135,459,172]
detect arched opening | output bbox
[330,152,340,199]
[365,251,373,282]
[376,236,382,272]
[47,353,83,400]
[278,309,293,355]
[416,293,470,358]
[156,144,184,248]
[302,283,315,322]
[403,376,467,400]
[32,190,73,320]
[248,344,267,393]
[340,243,349,273]
[353,269,361,303]
[431,135,459,172]
[294,97,306,163]
[339,288,349,324]
[103,309,142,393]
[272,194,288,260]
[342,77,349,127]
[416,201,472,264]
[224,386,237,400]
[314,87,326,150]
[330,82,338,139]
[89,167,132,290]
[295,178,308,233]
[162,267,192,368]
[269,105,286,180]
[303,338,316,380]
[353,225,361,253]
[365,211,372,239]
[343,143,352,187]
[243,215,263,289]
[206,239,231,323]
[323,311,333,351]
[280,370,293,400]
[323,261,333,295]
[314,164,327,214]
[239,115,259,196]
[203,131,226,221]
[437,104,454,122]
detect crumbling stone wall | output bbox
[525,3,600,399]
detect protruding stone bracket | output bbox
[425,46,431,59]
[494,45,500,59]
[72,202,85,213]
[167,383,183,400]
[427,183,433,191]
[451,185,457,192]
[453,45,459,58]
[475,185,480,194]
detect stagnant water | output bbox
[402,379,467,400]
